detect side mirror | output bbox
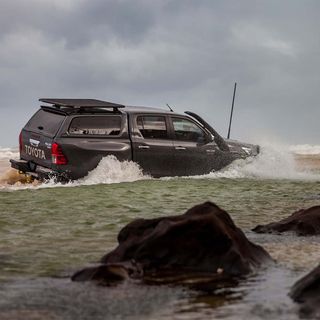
[205,134,214,143]
[198,135,213,144]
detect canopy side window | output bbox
[68,116,122,136]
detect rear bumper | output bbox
[10,159,69,182]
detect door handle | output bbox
[175,146,186,150]
[206,149,215,153]
[138,145,150,149]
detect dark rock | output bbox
[72,202,273,284]
[290,264,320,317]
[252,206,320,236]
[71,261,143,284]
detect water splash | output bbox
[1,144,320,190]
[174,144,320,181]
[203,145,320,180]
[0,168,39,186]
[79,155,147,185]
[0,155,148,190]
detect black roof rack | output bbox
[39,98,125,109]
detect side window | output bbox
[68,116,122,136]
[137,116,168,139]
[172,117,205,142]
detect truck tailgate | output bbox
[19,109,66,169]
[20,130,54,168]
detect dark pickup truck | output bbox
[10,98,259,181]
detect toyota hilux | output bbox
[10,98,259,181]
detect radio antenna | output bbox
[166,104,174,112]
[227,82,237,139]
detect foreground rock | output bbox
[252,206,320,236]
[72,202,273,285]
[290,264,320,317]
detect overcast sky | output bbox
[0,0,319,147]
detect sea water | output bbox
[0,145,319,320]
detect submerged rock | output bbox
[72,202,273,285]
[290,264,320,317]
[252,206,320,236]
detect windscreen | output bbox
[25,109,65,137]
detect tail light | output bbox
[51,143,68,165]
[19,131,23,154]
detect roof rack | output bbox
[39,98,125,112]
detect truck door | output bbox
[131,115,175,177]
[170,116,220,176]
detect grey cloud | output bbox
[0,0,320,146]
[0,0,156,47]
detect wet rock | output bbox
[252,206,320,236]
[290,264,320,317]
[72,261,143,284]
[72,202,273,284]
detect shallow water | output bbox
[0,146,320,319]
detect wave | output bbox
[0,144,319,190]
[0,147,19,160]
[289,144,320,155]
